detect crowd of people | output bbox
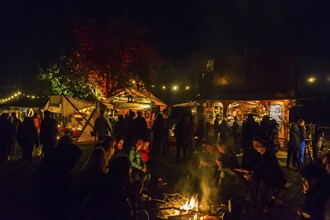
[1,108,330,220]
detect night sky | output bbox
[1,0,330,95]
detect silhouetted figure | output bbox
[246,138,286,210]
[31,143,82,220]
[40,110,58,158]
[113,115,127,139]
[269,119,280,153]
[196,114,205,152]
[298,163,330,220]
[93,109,112,141]
[10,112,21,155]
[287,123,301,169]
[125,111,136,151]
[231,116,240,153]
[259,115,271,141]
[219,118,230,145]
[134,111,148,140]
[241,114,260,169]
[72,137,115,210]
[174,116,190,163]
[0,113,12,165]
[152,113,166,161]
[213,114,221,142]
[81,156,134,220]
[17,117,39,166]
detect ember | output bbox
[156,193,227,220]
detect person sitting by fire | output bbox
[129,138,151,192]
[242,137,286,211]
[215,144,240,202]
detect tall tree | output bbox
[39,18,162,100]
[74,18,161,97]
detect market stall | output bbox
[202,99,291,141]
[104,87,167,127]
[43,95,96,142]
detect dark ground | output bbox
[0,143,304,220]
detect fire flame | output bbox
[180,195,198,212]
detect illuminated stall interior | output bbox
[203,99,291,141]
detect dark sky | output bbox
[1,0,330,94]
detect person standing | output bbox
[17,117,39,166]
[269,119,280,153]
[286,123,301,169]
[134,111,148,140]
[298,119,306,166]
[241,114,260,169]
[40,110,58,158]
[174,116,190,163]
[152,113,166,161]
[94,109,113,142]
[219,118,230,145]
[33,112,41,133]
[10,112,22,156]
[113,115,126,139]
[213,114,221,143]
[231,116,240,153]
[0,113,12,166]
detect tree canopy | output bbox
[39,18,162,101]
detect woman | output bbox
[17,117,39,166]
[114,135,126,157]
[246,138,286,210]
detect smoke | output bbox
[173,157,219,211]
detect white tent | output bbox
[43,95,95,116]
[44,95,97,143]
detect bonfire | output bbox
[155,193,228,220]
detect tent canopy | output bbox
[43,95,95,116]
[104,87,166,110]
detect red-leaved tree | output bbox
[73,18,162,98]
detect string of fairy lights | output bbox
[0,91,50,103]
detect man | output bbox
[40,110,58,158]
[94,109,113,141]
